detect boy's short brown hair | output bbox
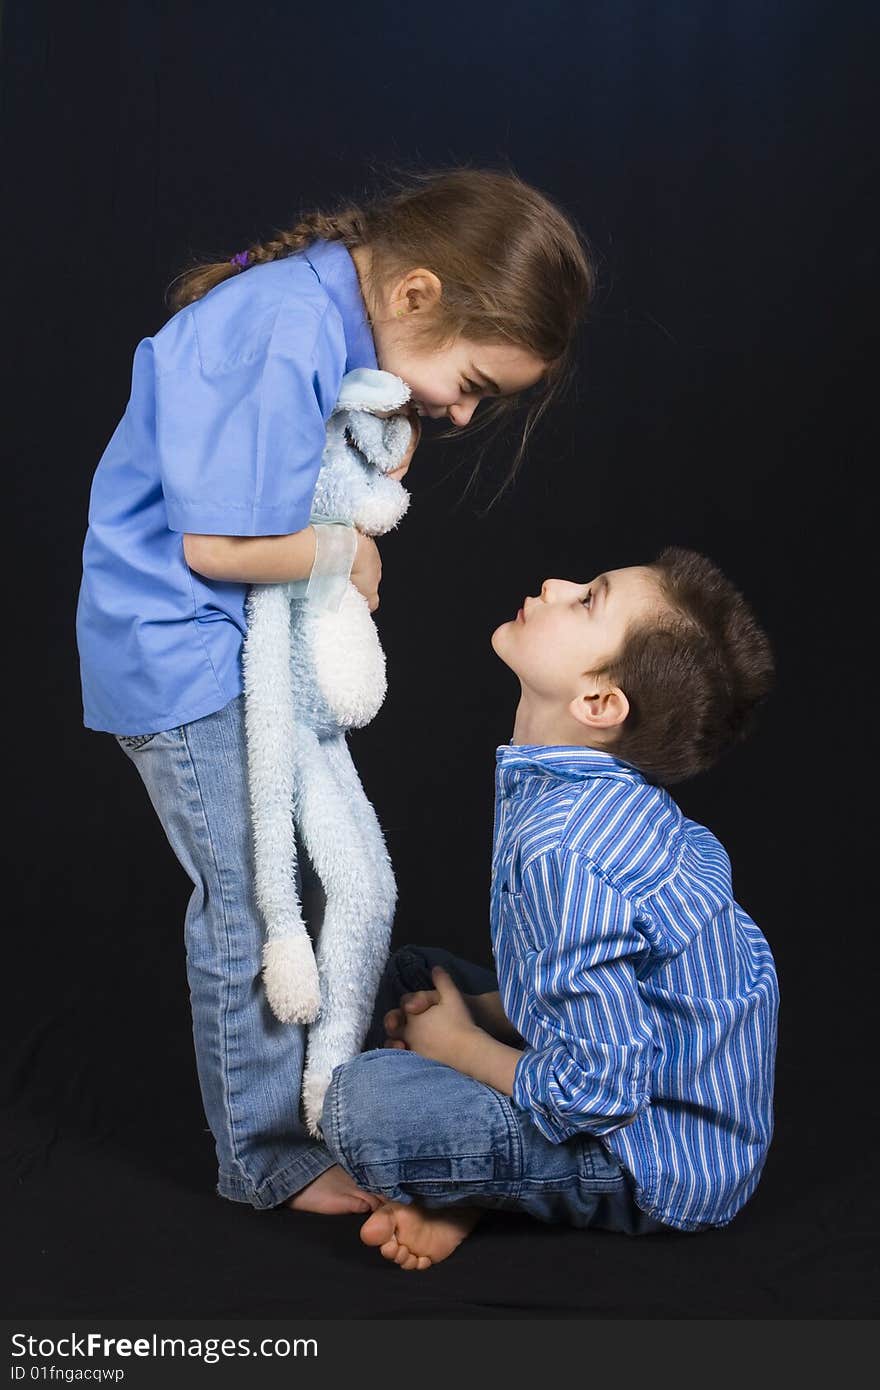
[600,547,775,785]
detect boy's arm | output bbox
[451,1028,523,1096]
[510,849,656,1143]
[463,991,526,1047]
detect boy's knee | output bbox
[321,1049,433,1164]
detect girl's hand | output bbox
[350,531,382,612]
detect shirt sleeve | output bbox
[512,848,656,1143]
[153,296,345,535]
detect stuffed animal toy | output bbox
[242,367,413,1136]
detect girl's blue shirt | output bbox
[75,239,378,734]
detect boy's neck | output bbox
[510,695,607,752]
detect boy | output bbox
[320,547,779,1270]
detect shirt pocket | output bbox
[498,885,539,963]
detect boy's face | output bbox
[492,566,663,727]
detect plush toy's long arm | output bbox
[298,732,398,1136]
[243,583,322,1023]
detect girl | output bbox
[75,166,595,1217]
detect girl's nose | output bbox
[448,400,478,427]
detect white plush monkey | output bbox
[242,368,413,1136]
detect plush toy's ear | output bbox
[333,367,410,415]
[345,411,412,475]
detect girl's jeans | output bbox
[115,692,332,1209]
[116,693,664,1233]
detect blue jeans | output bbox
[323,944,667,1235]
[115,693,334,1208]
[116,698,663,1233]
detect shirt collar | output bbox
[495,742,646,785]
[301,238,378,371]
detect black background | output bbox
[2,0,877,1319]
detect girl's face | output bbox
[378,336,550,422]
[377,336,549,425]
[352,251,549,425]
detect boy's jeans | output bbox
[327,944,667,1234]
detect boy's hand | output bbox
[382,967,481,1068]
[385,985,523,1049]
[382,984,438,1050]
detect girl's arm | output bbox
[183,527,316,582]
[184,528,382,609]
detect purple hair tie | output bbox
[230,250,253,269]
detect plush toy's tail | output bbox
[242,583,321,1023]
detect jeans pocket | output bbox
[115,732,160,751]
[578,1136,627,1189]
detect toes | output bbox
[360,1203,396,1247]
[379,1237,399,1261]
[416,1255,432,1270]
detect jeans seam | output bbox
[495,1090,524,1201]
[329,1064,352,1177]
[179,716,249,1190]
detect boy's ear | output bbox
[569,683,630,732]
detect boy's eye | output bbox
[581,588,593,609]
[461,378,482,395]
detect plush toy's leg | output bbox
[295,733,397,1137]
[243,585,321,1023]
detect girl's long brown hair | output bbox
[165,165,597,496]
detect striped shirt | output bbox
[490,743,779,1232]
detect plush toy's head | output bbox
[310,368,413,536]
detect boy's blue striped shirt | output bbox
[490,743,779,1232]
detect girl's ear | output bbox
[390,268,442,316]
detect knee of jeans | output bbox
[322,1049,428,1165]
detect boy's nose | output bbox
[540,578,565,600]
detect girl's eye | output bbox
[581,588,593,609]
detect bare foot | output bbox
[284,1164,382,1216]
[359,1200,481,1270]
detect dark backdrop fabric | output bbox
[2,0,876,1318]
